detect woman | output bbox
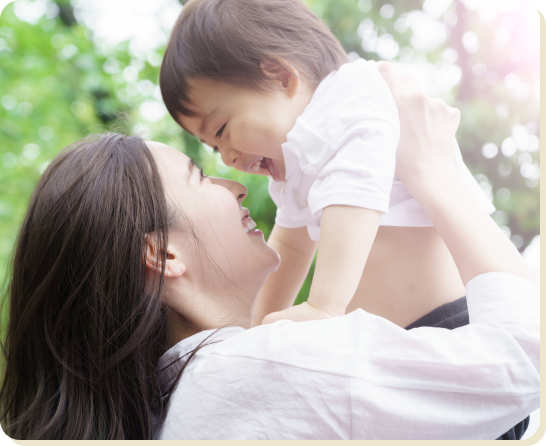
[0,64,538,440]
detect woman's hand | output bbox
[377,62,460,190]
[377,61,536,285]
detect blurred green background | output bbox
[0,0,540,308]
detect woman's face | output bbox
[147,142,280,328]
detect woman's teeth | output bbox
[243,217,257,233]
[249,158,263,172]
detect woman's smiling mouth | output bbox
[241,209,259,234]
[242,215,257,233]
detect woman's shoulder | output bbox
[159,314,372,439]
[203,310,377,371]
[162,311,373,372]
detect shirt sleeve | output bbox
[268,176,309,229]
[307,119,398,216]
[160,273,539,440]
[220,273,539,439]
[282,60,401,217]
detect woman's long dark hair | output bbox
[0,133,177,439]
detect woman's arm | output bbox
[165,67,539,440]
[167,274,539,439]
[165,82,539,437]
[377,62,536,285]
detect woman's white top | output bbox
[158,273,539,440]
[269,59,495,241]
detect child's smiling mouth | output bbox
[248,158,263,172]
[246,157,283,181]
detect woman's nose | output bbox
[221,149,240,168]
[209,177,248,204]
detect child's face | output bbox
[178,76,312,182]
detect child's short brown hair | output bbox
[159,0,349,120]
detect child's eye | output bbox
[200,168,208,181]
[213,146,219,153]
[215,124,226,139]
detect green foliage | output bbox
[0,5,114,285]
[0,0,539,310]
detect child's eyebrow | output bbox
[179,124,208,147]
[198,107,219,134]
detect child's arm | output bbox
[262,205,380,324]
[307,205,381,315]
[252,224,317,326]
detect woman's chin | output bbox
[253,239,281,272]
[266,246,281,272]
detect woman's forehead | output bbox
[144,141,194,192]
[146,141,189,167]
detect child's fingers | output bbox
[261,311,281,325]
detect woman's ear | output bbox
[260,59,301,98]
[144,233,186,278]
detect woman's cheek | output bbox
[204,192,242,236]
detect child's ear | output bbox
[144,233,186,278]
[260,59,300,98]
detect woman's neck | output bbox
[165,306,253,349]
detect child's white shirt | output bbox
[268,59,495,241]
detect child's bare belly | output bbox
[346,226,466,328]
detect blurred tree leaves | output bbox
[0,2,116,283]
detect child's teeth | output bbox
[249,158,263,172]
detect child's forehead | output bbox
[180,79,226,118]
[181,78,239,126]
[187,77,231,98]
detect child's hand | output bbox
[261,301,340,325]
[377,61,460,189]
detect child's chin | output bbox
[263,158,285,181]
[256,167,273,178]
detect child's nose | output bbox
[222,149,240,168]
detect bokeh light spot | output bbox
[481,142,498,159]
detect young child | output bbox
[159,0,495,326]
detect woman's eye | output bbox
[213,146,219,153]
[215,124,226,138]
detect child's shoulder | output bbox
[313,59,386,99]
[301,59,398,134]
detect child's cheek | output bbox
[232,120,254,154]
